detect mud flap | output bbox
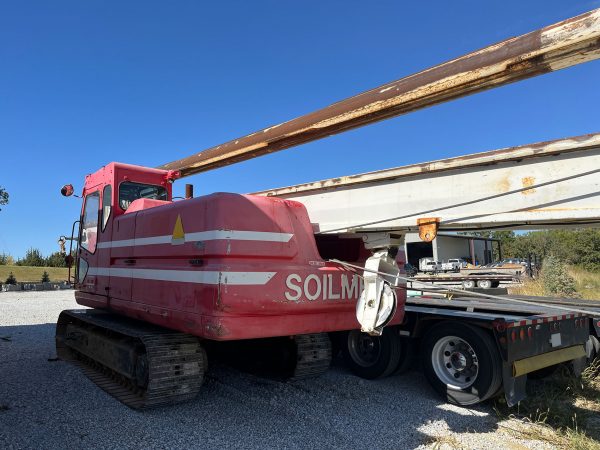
[502,362,527,407]
[571,355,587,376]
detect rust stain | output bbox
[498,175,510,193]
[521,176,536,195]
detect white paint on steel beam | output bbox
[96,230,293,249]
[87,267,276,285]
[262,146,600,233]
[254,134,600,196]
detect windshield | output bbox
[119,181,167,210]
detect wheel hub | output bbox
[432,336,479,388]
[348,331,381,367]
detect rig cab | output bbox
[65,163,179,299]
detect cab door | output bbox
[96,185,113,298]
[78,190,101,295]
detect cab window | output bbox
[102,185,112,231]
[81,192,100,253]
[119,182,167,211]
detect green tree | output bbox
[17,248,46,267]
[45,251,67,268]
[41,271,50,283]
[572,228,600,271]
[509,229,600,271]
[0,186,8,210]
[0,253,14,265]
[454,229,600,271]
[540,255,578,298]
[5,272,16,285]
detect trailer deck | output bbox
[404,294,600,328]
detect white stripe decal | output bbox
[87,267,276,285]
[96,230,293,249]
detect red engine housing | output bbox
[74,162,405,340]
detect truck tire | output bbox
[342,328,402,379]
[462,280,475,289]
[491,281,500,288]
[393,337,417,375]
[422,322,502,406]
[586,335,600,369]
[477,279,492,289]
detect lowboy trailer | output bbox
[410,273,520,289]
[57,9,600,409]
[357,294,595,406]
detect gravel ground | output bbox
[0,291,554,449]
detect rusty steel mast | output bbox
[159,8,600,177]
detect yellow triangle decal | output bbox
[172,214,185,245]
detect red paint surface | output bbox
[75,163,405,340]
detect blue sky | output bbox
[1,0,600,259]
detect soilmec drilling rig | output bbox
[57,9,600,409]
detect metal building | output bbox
[404,233,500,267]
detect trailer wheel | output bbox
[462,280,475,289]
[491,281,500,288]
[393,337,416,375]
[342,328,402,379]
[586,335,600,368]
[477,279,492,289]
[422,322,502,406]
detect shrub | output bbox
[41,271,50,283]
[541,255,578,298]
[5,272,17,285]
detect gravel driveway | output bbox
[0,291,553,449]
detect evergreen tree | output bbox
[0,186,8,211]
[17,248,46,267]
[5,272,16,285]
[45,251,67,268]
[540,255,578,298]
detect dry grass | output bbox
[494,361,600,449]
[569,267,600,300]
[505,265,600,447]
[509,266,600,300]
[0,265,69,283]
[509,278,546,297]
[499,419,600,450]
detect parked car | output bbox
[419,258,442,273]
[443,258,464,272]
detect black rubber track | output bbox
[290,333,332,380]
[56,309,207,409]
